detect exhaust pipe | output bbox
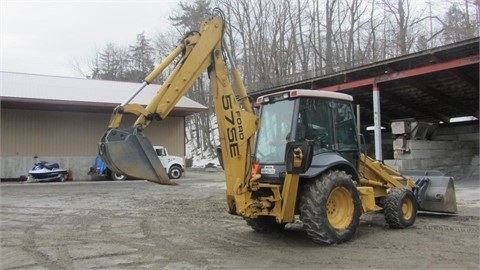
[99,127,177,185]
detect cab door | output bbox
[332,101,359,167]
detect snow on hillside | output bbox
[186,143,219,168]
[185,114,220,168]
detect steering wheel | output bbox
[315,133,329,148]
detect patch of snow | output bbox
[185,114,221,168]
[188,153,219,168]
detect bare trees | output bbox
[82,0,478,161]
[86,0,478,89]
[170,0,217,160]
[216,0,478,90]
[443,0,479,43]
[85,0,478,86]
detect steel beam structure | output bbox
[318,55,479,92]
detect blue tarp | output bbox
[94,155,107,175]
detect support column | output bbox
[373,84,382,161]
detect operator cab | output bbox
[254,89,359,184]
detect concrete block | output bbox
[383,160,400,170]
[419,158,457,168]
[393,140,476,162]
[432,135,458,141]
[407,140,474,151]
[395,150,462,160]
[383,159,421,170]
[458,133,480,142]
[433,124,478,137]
[470,155,479,166]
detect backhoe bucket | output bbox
[402,170,457,214]
[99,127,177,185]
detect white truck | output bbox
[89,146,185,180]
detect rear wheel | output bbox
[168,165,182,179]
[384,188,417,228]
[245,216,285,233]
[299,170,361,244]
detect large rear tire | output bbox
[384,188,417,228]
[245,216,286,233]
[299,170,361,244]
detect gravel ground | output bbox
[1,170,479,269]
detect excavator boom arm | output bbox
[107,19,217,130]
[99,10,259,194]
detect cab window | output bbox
[296,98,332,155]
[333,101,359,166]
[334,102,357,150]
[156,148,165,156]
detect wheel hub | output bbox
[326,187,354,230]
[402,198,413,220]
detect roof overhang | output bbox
[249,38,479,127]
[0,97,206,117]
[0,72,208,117]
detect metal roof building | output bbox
[0,72,207,179]
[1,72,206,115]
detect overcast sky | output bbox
[1,0,181,78]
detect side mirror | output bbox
[285,140,314,174]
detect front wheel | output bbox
[299,170,362,245]
[108,170,127,181]
[168,165,182,179]
[384,188,417,228]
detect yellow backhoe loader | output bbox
[99,8,457,244]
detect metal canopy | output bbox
[251,38,479,128]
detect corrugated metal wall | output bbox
[144,117,186,156]
[1,109,185,157]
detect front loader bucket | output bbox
[402,170,457,214]
[99,127,177,185]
